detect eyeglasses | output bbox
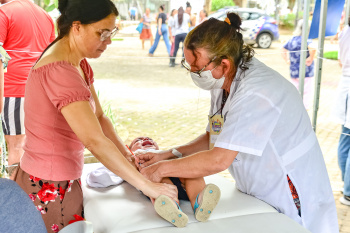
[181,56,217,77]
[93,26,118,41]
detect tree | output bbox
[288,0,297,11]
[34,0,57,12]
[211,0,235,12]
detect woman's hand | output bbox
[139,161,164,183]
[170,36,174,43]
[158,29,162,36]
[141,178,179,203]
[135,150,172,168]
[305,57,313,66]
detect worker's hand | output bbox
[135,150,172,168]
[170,37,174,43]
[139,161,165,183]
[305,57,313,66]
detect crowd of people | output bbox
[0,0,347,233]
[138,2,208,63]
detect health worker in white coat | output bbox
[137,13,338,233]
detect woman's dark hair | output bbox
[184,12,254,81]
[159,5,164,11]
[178,7,184,26]
[41,0,118,57]
[186,1,191,9]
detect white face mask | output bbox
[190,68,225,90]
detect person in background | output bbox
[0,42,10,177]
[14,0,177,231]
[281,19,316,110]
[140,8,153,50]
[0,46,10,117]
[169,7,190,67]
[148,5,171,56]
[138,13,338,233]
[333,16,350,206]
[168,8,178,60]
[129,5,138,21]
[0,0,55,179]
[185,2,196,31]
[196,9,208,26]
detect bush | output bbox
[211,0,235,12]
[280,13,296,29]
[323,51,338,60]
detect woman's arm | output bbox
[60,97,178,200]
[158,17,162,35]
[140,147,238,183]
[306,45,316,66]
[281,48,290,64]
[137,131,210,167]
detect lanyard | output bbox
[210,89,228,119]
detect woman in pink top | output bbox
[13,0,178,231]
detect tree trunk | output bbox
[204,0,212,14]
[288,0,297,11]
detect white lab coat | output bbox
[207,58,338,233]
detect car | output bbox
[208,8,279,49]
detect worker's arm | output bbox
[137,131,210,167]
[140,147,238,183]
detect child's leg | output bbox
[179,177,206,209]
[181,178,221,222]
[153,177,188,227]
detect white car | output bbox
[208,8,280,49]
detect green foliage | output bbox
[45,4,56,12]
[280,13,296,29]
[211,0,235,12]
[98,91,118,130]
[42,0,57,13]
[323,51,338,60]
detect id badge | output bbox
[209,114,224,149]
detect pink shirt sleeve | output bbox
[40,62,92,111]
[80,58,95,85]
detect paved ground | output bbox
[84,28,348,232]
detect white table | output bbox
[82,163,310,233]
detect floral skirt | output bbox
[14,166,84,232]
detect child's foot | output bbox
[194,183,221,222]
[154,195,188,228]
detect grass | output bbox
[324,51,338,60]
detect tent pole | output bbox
[312,0,328,132]
[298,0,311,100]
